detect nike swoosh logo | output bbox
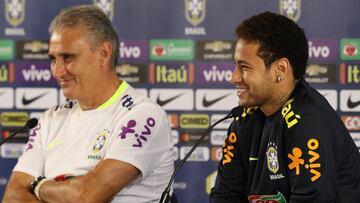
[347,94,360,109]
[249,157,258,161]
[321,92,329,97]
[22,92,47,105]
[156,93,184,106]
[47,141,62,150]
[202,93,231,107]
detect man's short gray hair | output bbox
[49,4,119,68]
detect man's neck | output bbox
[260,80,297,116]
[79,75,121,111]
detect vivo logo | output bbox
[22,64,51,81]
[119,42,141,58]
[309,41,330,58]
[203,65,232,82]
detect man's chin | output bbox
[62,91,77,101]
[238,101,257,108]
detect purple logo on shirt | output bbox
[118,117,156,148]
[119,120,137,139]
[25,122,41,151]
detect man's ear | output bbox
[98,42,112,68]
[273,57,291,82]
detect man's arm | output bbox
[209,118,250,203]
[2,171,41,203]
[39,159,140,203]
[285,112,338,202]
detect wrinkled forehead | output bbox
[49,27,91,54]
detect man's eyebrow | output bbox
[234,59,251,66]
[48,52,76,58]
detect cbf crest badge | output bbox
[93,0,114,21]
[92,129,110,154]
[280,0,301,22]
[5,0,26,27]
[185,0,206,27]
[266,142,279,174]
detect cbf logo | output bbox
[93,0,114,21]
[88,129,110,160]
[266,142,279,174]
[184,0,206,35]
[5,0,25,27]
[4,0,26,36]
[92,129,110,153]
[280,0,301,22]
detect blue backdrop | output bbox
[0,0,359,202]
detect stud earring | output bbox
[277,76,283,82]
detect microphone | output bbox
[159,106,243,203]
[0,118,38,146]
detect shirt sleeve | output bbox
[285,110,338,203]
[104,103,173,179]
[13,113,46,177]
[209,118,249,203]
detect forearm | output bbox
[39,177,88,203]
[39,175,113,203]
[3,183,41,203]
[37,159,139,203]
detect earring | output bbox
[277,76,283,82]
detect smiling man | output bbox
[210,12,360,203]
[3,5,174,203]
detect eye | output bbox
[49,55,56,65]
[63,54,74,63]
[241,65,250,70]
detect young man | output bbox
[210,12,360,203]
[3,5,174,203]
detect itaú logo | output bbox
[0,63,14,83]
[341,116,360,131]
[149,63,194,84]
[340,63,360,84]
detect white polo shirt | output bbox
[14,81,174,202]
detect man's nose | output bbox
[229,66,242,84]
[51,60,66,78]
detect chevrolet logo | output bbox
[116,64,139,76]
[306,64,328,76]
[204,41,232,52]
[23,41,49,52]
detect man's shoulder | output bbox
[121,87,165,114]
[42,99,77,120]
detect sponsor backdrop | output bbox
[0,0,359,202]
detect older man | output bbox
[3,5,174,203]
